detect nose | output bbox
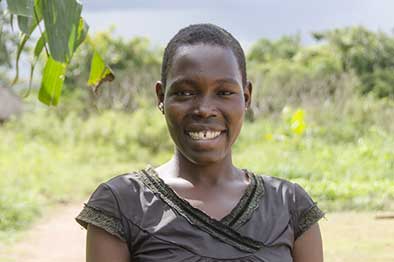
[192,96,217,119]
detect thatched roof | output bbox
[0,86,22,121]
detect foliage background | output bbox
[1,22,394,240]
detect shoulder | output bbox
[74,172,143,241]
[101,170,152,211]
[260,175,296,191]
[75,169,152,238]
[258,174,319,210]
[258,174,302,205]
[256,173,325,239]
[103,171,145,196]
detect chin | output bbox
[181,150,227,166]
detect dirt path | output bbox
[1,205,393,262]
[0,202,86,262]
[320,212,394,262]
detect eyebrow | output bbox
[169,77,240,89]
[169,78,198,89]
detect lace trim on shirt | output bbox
[221,175,265,229]
[295,204,325,239]
[75,205,126,241]
[136,167,266,252]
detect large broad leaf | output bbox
[88,50,114,93]
[6,0,34,17]
[40,0,82,63]
[38,56,67,106]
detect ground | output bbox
[0,203,393,262]
[0,203,86,262]
[321,212,394,262]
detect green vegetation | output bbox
[2,0,112,105]
[1,98,393,236]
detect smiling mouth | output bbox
[186,130,224,140]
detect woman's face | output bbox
[156,44,252,165]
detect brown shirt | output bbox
[76,165,324,261]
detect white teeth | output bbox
[188,131,221,140]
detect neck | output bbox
[162,150,240,186]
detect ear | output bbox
[243,80,252,109]
[155,81,165,106]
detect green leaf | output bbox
[11,0,43,86]
[11,33,30,86]
[38,56,67,106]
[17,15,38,34]
[74,18,89,52]
[33,0,43,19]
[40,0,82,63]
[34,32,46,58]
[17,15,32,34]
[25,32,46,97]
[16,0,42,34]
[88,50,115,92]
[6,0,34,17]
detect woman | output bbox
[76,23,324,262]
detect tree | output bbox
[2,0,113,106]
[313,27,394,98]
[248,35,301,63]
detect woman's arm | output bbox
[86,224,131,262]
[292,223,324,262]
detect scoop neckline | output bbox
[142,164,264,229]
[137,165,266,252]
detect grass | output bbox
[0,98,393,240]
[233,118,394,210]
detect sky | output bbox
[81,0,394,49]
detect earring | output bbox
[245,107,248,112]
[158,102,164,114]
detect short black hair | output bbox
[161,23,247,88]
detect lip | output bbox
[185,130,225,147]
[183,125,227,149]
[184,125,227,133]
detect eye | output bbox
[217,90,234,96]
[175,91,194,96]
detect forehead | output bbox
[168,44,242,85]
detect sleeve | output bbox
[290,183,325,240]
[75,183,127,241]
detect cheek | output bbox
[229,104,245,132]
[232,114,244,136]
[164,103,185,136]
